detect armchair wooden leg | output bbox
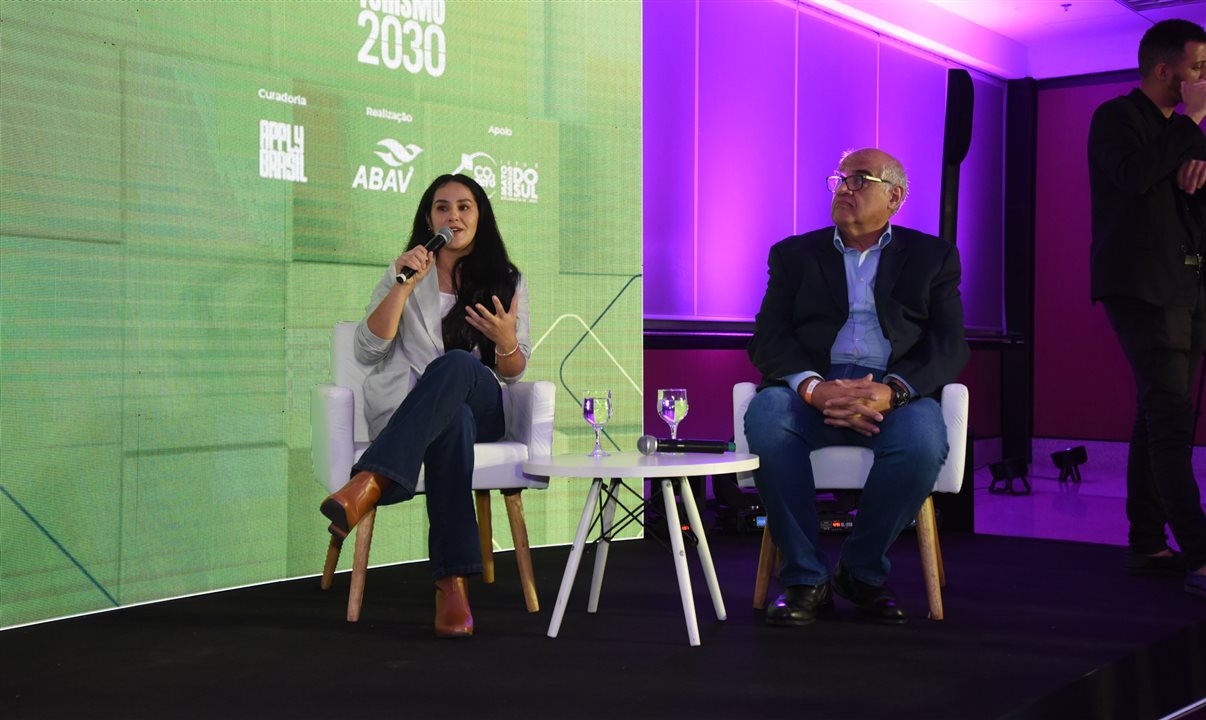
[915,496,944,620]
[347,508,376,623]
[504,491,540,613]
[753,522,777,610]
[935,528,946,588]
[321,535,343,590]
[476,490,495,584]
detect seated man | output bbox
[744,148,969,626]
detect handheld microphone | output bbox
[637,435,736,455]
[396,227,453,283]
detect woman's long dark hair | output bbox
[406,174,520,369]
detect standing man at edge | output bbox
[1088,19,1206,596]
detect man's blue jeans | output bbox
[353,350,506,580]
[744,365,948,588]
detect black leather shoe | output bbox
[832,563,907,625]
[1125,548,1183,576]
[765,583,833,627]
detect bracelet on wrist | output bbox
[803,377,821,406]
[495,343,520,358]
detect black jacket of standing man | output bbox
[1087,18,1206,596]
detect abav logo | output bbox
[353,138,423,193]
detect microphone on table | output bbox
[637,435,736,455]
[396,226,453,283]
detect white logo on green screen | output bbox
[452,152,538,204]
[500,163,538,203]
[356,0,446,77]
[353,139,423,193]
[453,152,497,194]
[259,120,308,183]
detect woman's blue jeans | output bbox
[352,350,505,580]
[743,365,948,588]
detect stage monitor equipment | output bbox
[989,457,1031,496]
[1051,446,1088,484]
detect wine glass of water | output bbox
[582,390,613,457]
[658,388,689,440]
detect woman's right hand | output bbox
[395,245,434,284]
[368,246,430,339]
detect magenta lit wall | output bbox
[643,0,1006,331]
[1034,75,1206,444]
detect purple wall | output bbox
[643,0,1006,331]
[1034,76,1206,444]
[695,0,797,320]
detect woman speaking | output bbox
[320,173,530,638]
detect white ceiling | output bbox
[802,0,1206,79]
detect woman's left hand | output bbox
[465,294,519,350]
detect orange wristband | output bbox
[803,378,821,406]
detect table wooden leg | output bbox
[660,479,700,647]
[547,477,602,639]
[678,477,726,622]
[588,478,621,613]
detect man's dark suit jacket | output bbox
[747,225,969,399]
[1088,88,1206,308]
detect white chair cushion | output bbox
[936,383,969,494]
[503,381,556,456]
[809,446,876,490]
[332,321,372,444]
[344,440,547,493]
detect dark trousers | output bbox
[352,350,506,579]
[1103,285,1206,571]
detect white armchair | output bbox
[733,381,969,620]
[312,321,555,621]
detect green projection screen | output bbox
[0,0,643,628]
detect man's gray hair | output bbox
[880,157,909,213]
[840,148,910,213]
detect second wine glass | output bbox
[582,390,613,457]
[657,388,689,440]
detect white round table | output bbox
[522,451,759,647]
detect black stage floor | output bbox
[2,531,1205,719]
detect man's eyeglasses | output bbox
[826,173,891,193]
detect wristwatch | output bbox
[886,378,911,410]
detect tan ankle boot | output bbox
[434,576,474,638]
[320,471,385,539]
